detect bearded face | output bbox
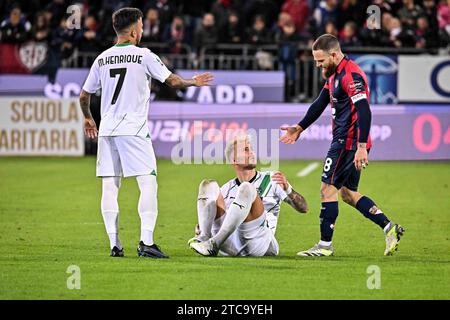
[313,50,338,79]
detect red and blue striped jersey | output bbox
[324,56,373,150]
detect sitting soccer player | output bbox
[189,135,308,257]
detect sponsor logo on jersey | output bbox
[348,81,364,92]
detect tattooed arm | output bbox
[165,72,213,89]
[271,171,308,214]
[283,189,308,214]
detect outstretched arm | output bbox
[79,89,98,139]
[297,87,330,130]
[280,87,330,144]
[165,72,214,89]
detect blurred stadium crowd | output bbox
[1,0,449,54]
[0,0,449,101]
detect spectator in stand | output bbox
[163,15,190,54]
[360,12,391,47]
[194,13,219,53]
[142,8,163,42]
[30,11,52,79]
[308,0,321,10]
[246,15,272,45]
[97,0,132,47]
[222,11,243,43]
[76,15,102,55]
[281,0,309,33]
[50,17,74,60]
[0,5,31,44]
[179,0,211,39]
[47,17,79,81]
[372,0,397,16]
[387,17,416,47]
[415,15,439,49]
[437,0,450,46]
[324,20,338,37]
[313,0,339,33]
[437,0,450,30]
[31,11,50,43]
[276,19,301,44]
[423,0,439,32]
[339,21,362,47]
[272,12,293,41]
[211,0,232,32]
[382,11,393,30]
[0,0,40,24]
[277,20,300,97]
[244,0,279,30]
[45,0,67,29]
[337,0,370,30]
[397,0,424,29]
[146,0,176,27]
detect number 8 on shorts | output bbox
[324,157,333,172]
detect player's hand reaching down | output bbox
[279,125,303,144]
[192,73,214,87]
[84,118,98,139]
[354,145,369,171]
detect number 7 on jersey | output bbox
[109,68,127,105]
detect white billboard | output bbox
[0,97,84,156]
[398,56,450,103]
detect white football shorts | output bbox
[212,213,279,257]
[96,136,157,178]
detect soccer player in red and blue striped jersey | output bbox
[280,34,405,257]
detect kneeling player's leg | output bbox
[319,182,340,246]
[196,179,221,241]
[340,186,390,231]
[101,176,122,249]
[136,175,158,246]
[213,182,258,247]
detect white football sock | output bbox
[136,175,158,246]
[197,179,220,241]
[319,240,332,247]
[101,177,122,249]
[383,222,393,234]
[212,182,256,246]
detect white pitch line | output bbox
[296,162,320,177]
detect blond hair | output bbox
[225,134,251,163]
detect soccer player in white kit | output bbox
[79,8,213,258]
[189,135,309,257]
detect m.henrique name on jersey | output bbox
[98,54,143,67]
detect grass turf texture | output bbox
[0,157,449,299]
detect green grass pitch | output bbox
[0,157,449,299]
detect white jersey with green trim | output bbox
[220,171,288,233]
[82,44,172,137]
